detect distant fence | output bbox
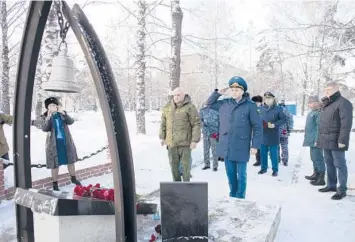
[291,129,355,133]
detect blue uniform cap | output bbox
[228,76,247,92]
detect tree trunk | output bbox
[34,52,43,118]
[40,7,59,106]
[0,1,10,114]
[169,0,183,92]
[135,0,147,134]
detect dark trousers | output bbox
[261,144,279,173]
[310,147,325,173]
[323,149,348,192]
[255,149,260,163]
[225,160,247,199]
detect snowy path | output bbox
[189,133,355,242]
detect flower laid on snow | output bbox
[149,224,161,242]
[73,183,114,201]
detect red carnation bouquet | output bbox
[73,183,114,201]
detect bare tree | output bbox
[135,0,147,134]
[0,0,27,114]
[169,0,183,91]
[35,6,59,117]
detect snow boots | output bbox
[305,170,317,180]
[71,176,82,186]
[310,172,325,186]
[53,181,59,191]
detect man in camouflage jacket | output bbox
[278,100,294,166]
[159,88,201,182]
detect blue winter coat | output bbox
[200,107,219,137]
[260,104,286,146]
[303,109,321,147]
[207,91,263,162]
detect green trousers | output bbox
[168,146,191,182]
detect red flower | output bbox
[95,183,100,188]
[150,234,156,241]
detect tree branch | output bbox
[146,37,170,51]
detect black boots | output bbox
[53,181,59,191]
[310,173,325,186]
[305,171,317,180]
[318,187,337,193]
[53,176,81,191]
[202,165,210,170]
[71,176,82,186]
[253,161,260,166]
[331,191,346,200]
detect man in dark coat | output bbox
[303,95,325,186]
[207,76,262,199]
[251,95,263,166]
[317,81,353,200]
[258,92,286,177]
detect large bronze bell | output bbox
[43,46,80,93]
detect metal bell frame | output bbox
[13,1,137,242]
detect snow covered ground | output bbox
[1,111,354,241]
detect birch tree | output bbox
[0,0,27,114]
[135,0,147,134]
[35,7,59,117]
[169,0,183,91]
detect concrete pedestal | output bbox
[14,188,157,241]
[34,213,115,242]
[208,198,281,242]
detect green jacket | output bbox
[303,109,320,147]
[0,113,13,157]
[159,95,201,147]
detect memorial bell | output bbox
[42,45,80,93]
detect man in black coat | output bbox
[317,81,353,200]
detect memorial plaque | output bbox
[160,182,208,242]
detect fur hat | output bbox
[44,97,59,109]
[228,76,247,92]
[251,95,263,103]
[308,95,320,103]
[264,91,275,98]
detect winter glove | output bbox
[267,122,275,128]
[339,143,346,148]
[282,129,287,135]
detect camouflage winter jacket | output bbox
[279,105,294,137]
[200,107,219,137]
[159,95,201,147]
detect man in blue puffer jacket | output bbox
[200,105,220,171]
[207,76,262,199]
[258,92,286,177]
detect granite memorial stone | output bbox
[160,182,208,242]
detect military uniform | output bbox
[278,104,294,165]
[159,95,201,181]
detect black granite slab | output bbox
[14,188,157,216]
[160,182,208,242]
